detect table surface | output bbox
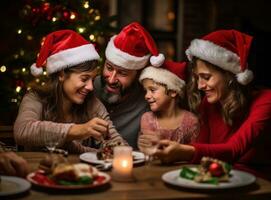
[5,152,271,200]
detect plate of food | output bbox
[162,157,256,189]
[0,176,31,197]
[80,140,145,165]
[27,163,110,190]
[80,151,145,165]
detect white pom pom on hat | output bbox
[150,53,165,67]
[30,63,43,76]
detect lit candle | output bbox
[112,146,134,181]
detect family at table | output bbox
[1,22,271,182]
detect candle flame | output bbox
[121,160,128,168]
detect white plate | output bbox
[80,151,145,165]
[162,167,256,189]
[0,176,31,196]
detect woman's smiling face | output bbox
[194,59,229,104]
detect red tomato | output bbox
[32,173,56,185]
[209,162,224,177]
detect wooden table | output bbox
[15,152,271,200]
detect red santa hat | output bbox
[30,29,100,76]
[139,61,187,96]
[105,22,165,70]
[185,29,253,85]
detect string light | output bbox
[22,68,26,73]
[11,98,18,103]
[94,15,101,21]
[70,12,76,20]
[43,71,47,76]
[78,27,86,33]
[88,9,94,14]
[89,34,95,41]
[83,1,89,9]
[0,65,6,72]
[52,17,57,22]
[16,86,22,93]
[27,35,33,40]
[17,29,22,34]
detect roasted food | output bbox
[180,157,232,184]
[52,163,98,184]
[96,140,125,160]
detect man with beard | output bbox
[94,22,165,149]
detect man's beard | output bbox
[99,76,137,104]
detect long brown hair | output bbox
[187,58,251,126]
[30,60,98,123]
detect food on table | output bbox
[96,139,125,160]
[180,157,232,184]
[33,163,105,186]
[52,163,98,185]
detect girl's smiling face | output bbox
[142,79,174,112]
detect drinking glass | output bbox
[138,130,161,165]
[44,136,59,154]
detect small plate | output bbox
[80,151,145,165]
[0,176,31,196]
[162,167,256,189]
[27,170,110,190]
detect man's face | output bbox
[100,60,138,104]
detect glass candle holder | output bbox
[112,146,134,182]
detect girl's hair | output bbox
[30,60,98,123]
[187,58,251,126]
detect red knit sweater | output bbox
[191,89,271,180]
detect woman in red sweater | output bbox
[155,29,271,180]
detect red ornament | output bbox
[208,162,224,177]
[41,2,50,14]
[62,11,70,20]
[31,7,40,14]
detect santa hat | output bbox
[105,22,165,70]
[139,61,187,96]
[31,29,100,76]
[185,29,253,85]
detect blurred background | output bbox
[1,0,271,127]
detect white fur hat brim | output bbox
[105,36,150,70]
[46,44,100,74]
[139,66,185,95]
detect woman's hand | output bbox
[154,140,195,164]
[67,117,109,141]
[0,152,29,177]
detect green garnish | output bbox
[180,167,199,180]
[57,176,93,186]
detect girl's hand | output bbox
[154,140,195,164]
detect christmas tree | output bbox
[0,0,117,125]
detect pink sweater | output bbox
[191,89,271,179]
[140,111,199,143]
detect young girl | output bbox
[138,60,199,148]
[14,30,125,153]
